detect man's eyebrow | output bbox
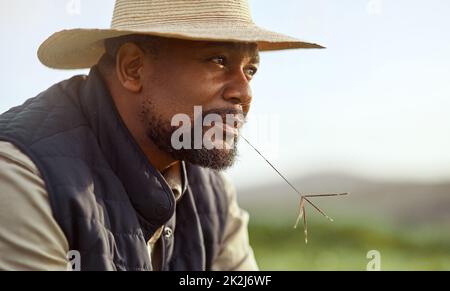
[200,42,260,64]
[250,54,260,65]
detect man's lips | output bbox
[191,109,246,137]
[223,123,240,135]
[212,122,240,135]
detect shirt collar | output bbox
[79,66,178,236]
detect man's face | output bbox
[138,38,260,170]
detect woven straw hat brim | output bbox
[38,23,324,70]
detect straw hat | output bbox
[38,0,324,69]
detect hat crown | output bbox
[111,0,253,29]
[38,0,322,70]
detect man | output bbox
[0,0,322,271]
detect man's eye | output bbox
[210,56,226,66]
[245,66,258,77]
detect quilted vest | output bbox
[0,67,229,271]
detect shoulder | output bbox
[0,141,69,270]
[0,141,51,220]
[0,141,41,175]
[0,75,87,147]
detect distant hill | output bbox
[236,172,450,226]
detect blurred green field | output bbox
[248,220,450,271]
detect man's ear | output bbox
[115,43,145,93]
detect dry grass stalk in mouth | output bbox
[241,136,348,244]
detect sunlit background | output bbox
[1,0,450,270]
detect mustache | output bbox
[202,108,246,118]
[200,108,247,125]
[168,107,247,131]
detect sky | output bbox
[1,0,450,188]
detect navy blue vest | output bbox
[0,67,229,271]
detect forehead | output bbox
[168,39,259,61]
[198,41,258,51]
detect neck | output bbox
[138,138,178,172]
[103,74,177,172]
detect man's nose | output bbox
[222,69,253,111]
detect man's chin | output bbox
[171,148,237,171]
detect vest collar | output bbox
[78,66,184,235]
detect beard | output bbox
[141,100,244,171]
